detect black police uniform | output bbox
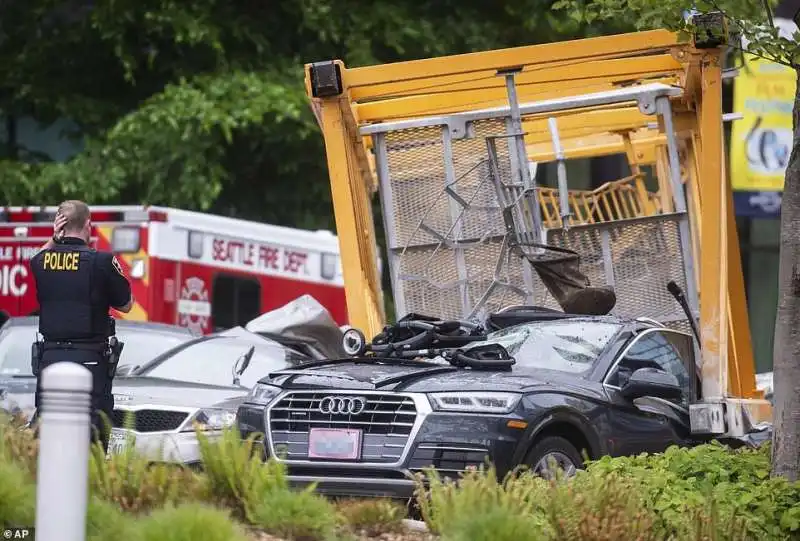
[29,236,131,453]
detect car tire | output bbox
[525,436,584,480]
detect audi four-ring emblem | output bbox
[319,396,367,415]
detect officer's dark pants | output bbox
[33,346,114,454]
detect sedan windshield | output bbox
[137,336,307,388]
[474,319,622,375]
[0,324,190,377]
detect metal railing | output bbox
[537,174,663,228]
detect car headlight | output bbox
[428,392,522,414]
[182,408,237,432]
[247,383,282,406]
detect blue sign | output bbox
[733,191,782,218]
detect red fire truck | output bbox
[0,205,348,334]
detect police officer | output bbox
[29,200,134,453]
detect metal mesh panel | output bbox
[530,215,692,327]
[377,117,693,332]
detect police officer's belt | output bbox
[42,340,107,352]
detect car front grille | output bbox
[112,408,189,432]
[268,391,419,463]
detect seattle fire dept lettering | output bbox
[0,245,39,262]
[0,264,27,297]
[211,237,308,275]
[284,250,308,273]
[43,252,80,271]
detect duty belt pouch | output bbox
[107,337,125,378]
[31,341,42,377]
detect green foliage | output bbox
[250,488,343,541]
[86,497,141,541]
[0,0,630,230]
[336,498,406,536]
[415,465,552,536]
[138,503,249,541]
[416,443,800,541]
[585,442,800,540]
[195,426,287,521]
[552,0,800,66]
[1,414,796,540]
[441,506,546,541]
[0,454,36,528]
[0,414,38,479]
[88,438,207,513]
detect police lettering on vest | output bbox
[31,243,109,342]
[42,251,81,271]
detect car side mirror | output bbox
[232,346,256,385]
[620,367,683,401]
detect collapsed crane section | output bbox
[362,83,698,341]
[305,25,773,435]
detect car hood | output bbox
[111,377,250,409]
[265,360,597,395]
[245,294,346,359]
[0,377,36,418]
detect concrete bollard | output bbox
[35,362,93,541]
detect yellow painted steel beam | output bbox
[698,52,728,400]
[361,105,660,151]
[316,98,385,337]
[349,54,682,101]
[342,30,681,89]
[522,107,652,137]
[354,76,681,122]
[726,175,758,398]
[527,133,665,163]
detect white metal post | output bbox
[35,362,93,541]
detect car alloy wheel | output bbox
[532,451,578,480]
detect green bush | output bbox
[415,443,800,541]
[89,440,207,513]
[585,442,800,539]
[196,426,290,521]
[0,454,36,528]
[2,412,797,541]
[138,503,249,541]
[336,499,406,536]
[0,417,38,479]
[415,465,551,536]
[251,486,343,541]
[86,496,141,541]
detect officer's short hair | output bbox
[59,200,91,232]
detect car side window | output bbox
[606,330,691,408]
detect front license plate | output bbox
[308,428,362,460]
[107,428,134,456]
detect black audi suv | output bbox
[236,307,757,499]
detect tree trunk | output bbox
[770,68,800,481]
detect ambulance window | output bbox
[188,231,204,259]
[212,274,261,330]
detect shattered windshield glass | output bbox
[472,320,622,375]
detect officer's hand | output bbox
[53,212,67,240]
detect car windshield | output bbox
[138,336,306,388]
[0,324,191,377]
[473,319,622,375]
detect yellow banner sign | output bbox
[730,54,796,192]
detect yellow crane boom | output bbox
[304,22,772,434]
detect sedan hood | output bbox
[266,360,595,395]
[111,377,249,409]
[0,377,36,419]
[245,295,346,359]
